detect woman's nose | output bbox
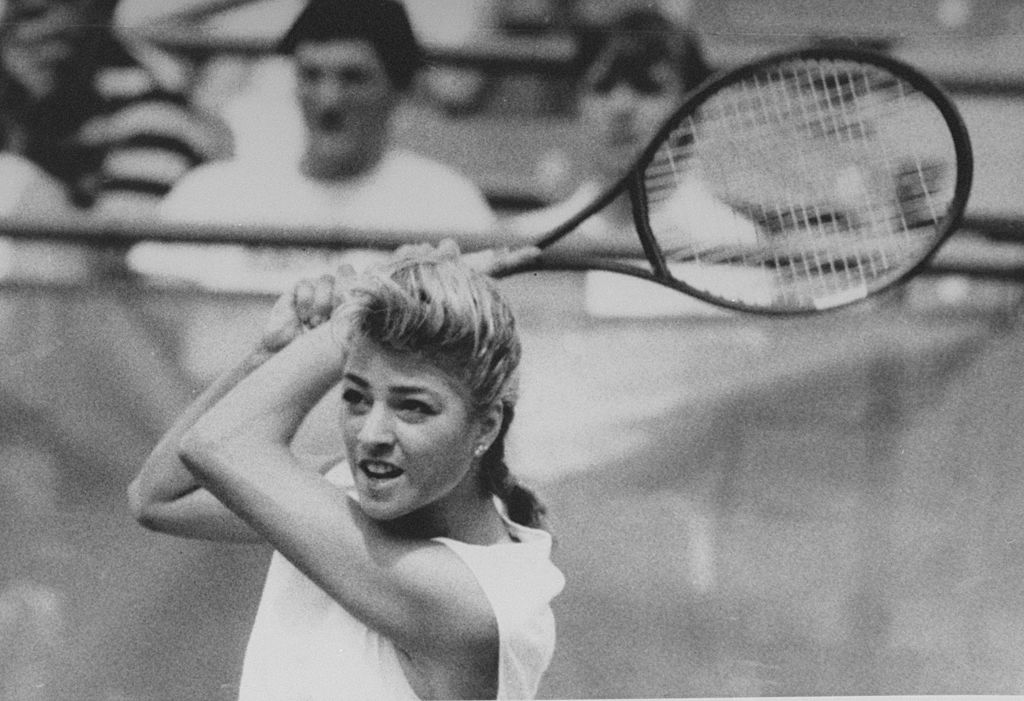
[357,404,395,449]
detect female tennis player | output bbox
[128,242,563,700]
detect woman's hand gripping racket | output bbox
[499,46,974,314]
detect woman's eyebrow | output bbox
[390,385,436,396]
[344,374,435,396]
[341,373,368,387]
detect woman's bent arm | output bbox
[178,323,499,668]
[127,348,273,542]
[129,276,328,543]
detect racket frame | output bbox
[512,46,974,315]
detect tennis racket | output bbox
[500,46,973,314]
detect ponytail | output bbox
[479,407,547,531]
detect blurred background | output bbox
[2,0,1024,699]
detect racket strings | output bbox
[813,61,887,283]
[640,56,959,309]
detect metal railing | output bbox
[1,214,1022,285]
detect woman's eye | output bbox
[397,400,434,418]
[341,389,369,411]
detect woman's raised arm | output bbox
[128,274,341,542]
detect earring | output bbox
[474,444,487,458]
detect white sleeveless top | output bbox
[237,467,564,700]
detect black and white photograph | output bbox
[1,1,1023,699]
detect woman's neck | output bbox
[385,489,509,545]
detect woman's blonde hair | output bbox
[339,248,546,529]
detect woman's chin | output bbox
[353,484,409,522]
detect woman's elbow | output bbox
[127,474,170,532]
[126,476,147,522]
[177,427,226,478]
[127,446,209,532]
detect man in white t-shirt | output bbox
[128,0,496,293]
[129,0,500,460]
[128,0,495,342]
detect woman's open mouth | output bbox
[359,459,404,480]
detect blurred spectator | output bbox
[0,0,218,471]
[0,150,80,279]
[0,13,219,692]
[504,7,722,318]
[0,7,233,694]
[508,7,711,246]
[128,0,497,293]
[126,0,502,458]
[0,0,233,220]
[0,151,71,217]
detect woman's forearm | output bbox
[128,347,275,518]
[179,322,348,482]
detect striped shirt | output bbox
[3,29,232,214]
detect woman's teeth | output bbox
[361,460,403,479]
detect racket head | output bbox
[627,46,973,314]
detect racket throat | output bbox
[629,171,671,279]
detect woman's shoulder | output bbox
[433,521,564,605]
[434,520,564,699]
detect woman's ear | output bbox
[475,401,504,454]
